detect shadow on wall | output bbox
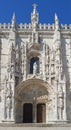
[0,39,2,102]
[61,37,70,121]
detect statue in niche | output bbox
[6,84,13,119]
[58,86,64,120]
[33,62,37,75]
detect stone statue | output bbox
[58,86,64,120]
[6,84,13,119]
[33,62,37,75]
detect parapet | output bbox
[0,23,71,31]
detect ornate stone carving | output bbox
[58,86,64,120]
[55,13,59,31]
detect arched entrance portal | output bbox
[15,78,52,123]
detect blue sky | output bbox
[0,0,71,24]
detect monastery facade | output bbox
[0,4,71,124]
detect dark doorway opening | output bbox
[23,103,33,123]
[37,103,46,123]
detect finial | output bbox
[12,12,16,20]
[55,13,59,30]
[55,13,58,21]
[12,12,16,28]
[33,3,37,9]
[32,3,38,14]
[31,3,39,30]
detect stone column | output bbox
[63,82,67,121]
[49,51,51,84]
[42,43,46,80]
[39,57,42,78]
[3,77,7,120]
[0,40,1,101]
[21,45,25,80]
[58,86,64,120]
[55,44,61,121]
[11,81,15,122]
[53,79,58,120]
[24,44,27,80]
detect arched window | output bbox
[30,57,39,74]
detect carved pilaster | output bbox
[24,44,27,80]
[21,45,25,81]
[42,43,46,80]
[0,39,2,101]
[62,82,67,121]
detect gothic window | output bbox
[30,57,39,74]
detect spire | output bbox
[31,4,39,31]
[55,13,59,30]
[11,12,16,28]
[55,13,59,22]
[32,4,37,14]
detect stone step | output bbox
[0,123,71,127]
[0,125,71,130]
